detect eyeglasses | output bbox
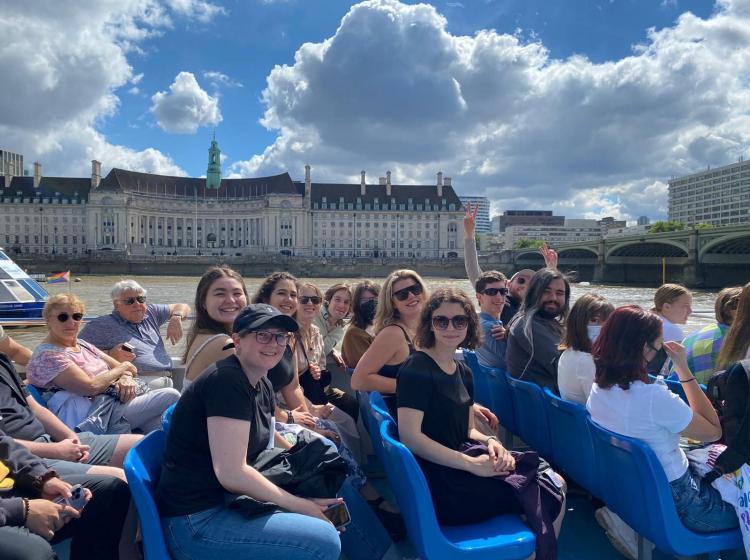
[432,315,469,330]
[121,296,146,305]
[253,330,291,346]
[57,312,83,323]
[393,283,423,301]
[300,296,322,305]
[481,287,509,297]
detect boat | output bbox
[0,248,49,327]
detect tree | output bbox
[695,223,713,230]
[514,238,545,249]
[648,220,685,233]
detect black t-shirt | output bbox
[267,344,295,392]
[396,351,474,451]
[156,354,276,517]
[500,295,520,325]
[0,354,47,441]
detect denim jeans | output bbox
[670,468,739,533]
[163,479,394,560]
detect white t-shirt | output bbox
[587,378,693,482]
[558,348,595,405]
[660,316,684,343]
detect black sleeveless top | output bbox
[378,324,415,380]
[267,344,295,391]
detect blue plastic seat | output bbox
[161,403,176,434]
[543,388,601,499]
[505,375,553,461]
[587,418,743,558]
[25,384,47,408]
[123,430,173,560]
[379,419,535,560]
[366,391,395,466]
[462,350,516,436]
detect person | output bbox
[397,288,566,560]
[182,266,248,390]
[342,281,380,369]
[506,268,570,392]
[474,271,510,370]
[314,283,352,368]
[351,270,426,417]
[0,350,140,479]
[716,281,750,371]
[156,304,393,560]
[557,293,614,404]
[0,429,130,560]
[0,325,32,366]
[588,305,738,535]
[652,283,693,343]
[79,279,191,388]
[26,294,180,434]
[297,283,359,421]
[673,286,741,383]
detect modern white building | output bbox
[504,223,601,248]
[669,159,750,227]
[1,149,24,180]
[459,196,490,233]
[0,141,465,260]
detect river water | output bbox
[11,275,721,358]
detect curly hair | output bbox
[415,288,481,350]
[43,293,86,323]
[251,271,299,304]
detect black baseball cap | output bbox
[232,304,299,334]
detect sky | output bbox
[3,0,748,223]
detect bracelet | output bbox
[486,436,499,444]
[22,498,30,525]
[679,378,698,384]
[287,409,294,424]
[170,313,184,320]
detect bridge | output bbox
[484,224,750,287]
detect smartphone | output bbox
[53,484,87,511]
[121,342,135,353]
[323,502,351,529]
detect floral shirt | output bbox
[26,340,109,388]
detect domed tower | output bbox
[206,131,221,189]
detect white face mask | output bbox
[587,324,602,343]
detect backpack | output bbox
[706,359,750,425]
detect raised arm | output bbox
[463,203,482,285]
[350,327,402,394]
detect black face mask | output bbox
[358,299,377,324]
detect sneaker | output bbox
[595,507,638,560]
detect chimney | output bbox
[360,170,366,196]
[437,171,443,197]
[444,177,452,187]
[304,164,311,200]
[386,170,392,196]
[4,161,12,187]
[91,160,101,189]
[379,177,386,185]
[33,161,42,188]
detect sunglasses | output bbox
[515,277,528,285]
[481,287,509,297]
[57,312,84,323]
[121,296,146,305]
[393,283,423,301]
[300,296,322,305]
[253,330,291,346]
[432,315,469,330]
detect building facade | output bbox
[1,150,24,180]
[504,224,601,248]
[669,159,750,227]
[492,210,565,233]
[459,196,490,233]
[0,145,464,260]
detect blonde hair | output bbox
[717,282,750,369]
[43,293,85,323]
[652,283,691,313]
[374,269,428,333]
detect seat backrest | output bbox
[161,403,176,434]
[379,419,442,557]
[366,392,395,465]
[506,375,552,460]
[26,384,47,408]
[123,430,172,560]
[543,388,600,498]
[462,350,516,433]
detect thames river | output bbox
[11,274,721,357]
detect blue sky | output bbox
[3,0,746,222]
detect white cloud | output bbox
[232,0,750,221]
[203,70,244,88]
[165,0,226,22]
[151,71,223,133]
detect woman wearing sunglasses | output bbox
[397,288,565,558]
[351,269,427,417]
[26,294,180,434]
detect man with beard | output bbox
[506,268,571,393]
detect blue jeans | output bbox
[163,479,393,560]
[670,468,739,533]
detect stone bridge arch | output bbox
[699,232,750,263]
[606,240,688,259]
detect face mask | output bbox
[358,299,377,324]
[587,325,602,343]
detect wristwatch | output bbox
[170,313,184,320]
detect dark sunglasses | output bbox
[300,296,322,305]
[432,315,469,330]
[515,277,528,285]
[57,312,83,323]
[393,283,423,301]
[481,287,509,297]
[253,330,291,345]
[121,296,146,305]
